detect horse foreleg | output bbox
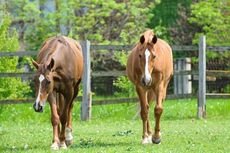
[136,86,151,144]
[152,84,164,144]
[65,102,74,146]
[147,90,155,137]
[48,93,60,150]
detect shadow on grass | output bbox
[1,141,135,152]
[70,141,134,149]
[1,144,48,152]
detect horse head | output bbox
[32,58,55,112]
[137,30,158,87]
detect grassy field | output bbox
[0,99,230,153]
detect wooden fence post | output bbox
[80,40,92,121]
[198,36,206,118]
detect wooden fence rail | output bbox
[1,45,229,58]
[1,37,230,120]
[1,70,230,79]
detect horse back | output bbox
[37,36,83,81]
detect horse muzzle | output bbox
[33,102,44,113]
[141,77,152,87]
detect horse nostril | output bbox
[39,106,44,112]
[141,78,146,86]
[33,102,44,113]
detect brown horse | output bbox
[32,36,83,150]
[126,30,173,144]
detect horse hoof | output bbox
[60,142,67,149]
[152,137,161,144]
[142,136,152,144]
[50,142,59,150]
[65,139,73,146]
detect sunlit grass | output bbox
[0,99,230,152]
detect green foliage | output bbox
[114,51,128,67]
[113,52,136,97]
[0,10,31,100]
[6,0,153,50]
[147,0,192,43]
[148,0,192,28]
[113,76,136,97]
[189,0,230,94]
[189,0,230,46]
[153,25,171,42]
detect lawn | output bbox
[0,99,230,153]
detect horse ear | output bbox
[47,58,55,71]
[140,35,145,44]
[32,59,39,69]
[152,35,157,44]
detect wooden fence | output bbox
[1,36,230,119]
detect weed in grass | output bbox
[112,130,134,137]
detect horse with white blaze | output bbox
[32,36,83,150]
[126,29,173,144]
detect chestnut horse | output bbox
[126,30,173,144]
[32,36,83,150]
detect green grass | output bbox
[0,99,230,153]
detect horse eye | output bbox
[139,54,142,58]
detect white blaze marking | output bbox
[35,74,45,110]
[144,49,151,84]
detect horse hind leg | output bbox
[59,92,73,149]
[59,105,69,149]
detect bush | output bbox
[113,51,136,97]
[0,11,31,100]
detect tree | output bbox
[168,3,201,45]
[189,0,230,93]
[5,0,153,50]
[4,0,153,96]
[0,8,31,100]
[189,0,230,46]
[147,0,192,43]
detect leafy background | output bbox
[0,0,229,98]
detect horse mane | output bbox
[37,36,69,63]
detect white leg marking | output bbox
[65,128,73,141]
[35,74,45,110]
[142,136,152,144]
[144,49,152,83]
[50,142,59,150]
[59,142,67,149]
